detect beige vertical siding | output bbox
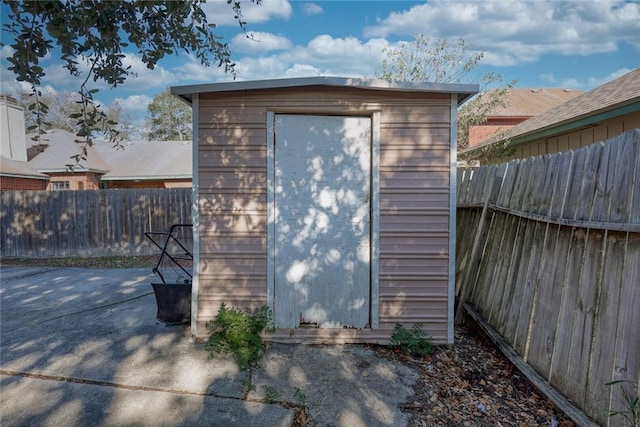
[195,88,453,343]
[196,101,268,333]
[377,100,451,343]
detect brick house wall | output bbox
[0,176,48,190]
[46,172,102,191]
[163,180,192,188]
[468,117,525,147]
[104,179,191,189]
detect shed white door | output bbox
[274,114,371,328]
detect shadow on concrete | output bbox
[0,267,417,426]
[0,267,290,426]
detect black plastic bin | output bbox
[151,282,192,324]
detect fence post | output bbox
[455,166,505,324]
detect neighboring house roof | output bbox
[485,88,585,118]
[26,129,111,173]
[172,75,480,105]
[0,155,49,179]
[462,68,640,156]
[95,140,192,181]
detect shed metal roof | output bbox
[171,76,479,105]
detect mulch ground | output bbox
[377,325,575,427]
[3,256,576,426]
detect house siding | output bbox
[195,87,453,343]
[484,111,640,164]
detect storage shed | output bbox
[172,77,478,344]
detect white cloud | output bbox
[114,94,153,112]
[171,53,236,83]
[363,1,640,66]
[26,52,175,96]
[231,32,293,54]
[4,0,631,124]
[301,3,323,16]
[0,44,14,60]
[174,35,394,83]
[540,68,634,90]
[202,0,292,26]
[538,73,558,84]
[1,80,28,95]
[232,56,296,81]
[276,35,392,77]
[585,68,635,87]
[119,53,175,90]
[0,80,59,99]
[283,64,322,78]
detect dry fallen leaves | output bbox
[379,325,575,427]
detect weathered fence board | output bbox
[550,228,587,404]
[501,216,528,345]
[1,188,192,258]
[456,128,640,427]
[612,236,640,416]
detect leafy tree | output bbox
[376,34,515,149]
[14,89,135,140]
[104,99,138,141]
[2,0,259,162]
[145,88,192,141]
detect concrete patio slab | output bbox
[1,374,293,427]
[0,267,418,426]
[250,343,418,427]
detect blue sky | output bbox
[1,0,638,133]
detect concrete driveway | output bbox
[0,267,418,426]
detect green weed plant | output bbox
[390,323,433,357]
[604,380,639,427]
[205,303,272,370]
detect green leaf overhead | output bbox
[2,0,260,161]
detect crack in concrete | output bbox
[0,369,304,411]
[0,368,242,398]
[0,267,61,281]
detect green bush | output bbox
[390,323,433,357]
[205,303,272,369]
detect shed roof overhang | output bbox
[171,76,479,105]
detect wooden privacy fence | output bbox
[1,188,192,258]
[456,129,640,427]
